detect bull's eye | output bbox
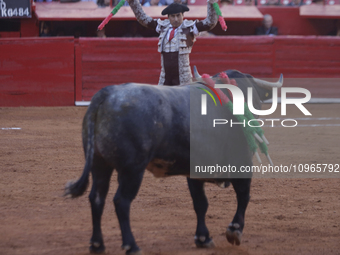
[265,93,269,97]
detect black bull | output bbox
[65,70,282,254]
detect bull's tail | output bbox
[64,113,95,198]
[64,89,108,198]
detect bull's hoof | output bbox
[122,244,142,255]
[195,236,215,248]
[89,242,105,254]
[226,223,242,246]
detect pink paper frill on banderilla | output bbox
[218,16,227,31]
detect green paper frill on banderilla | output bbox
[225,101,268,156]
[212,2,227,31]
[111,0,126,16]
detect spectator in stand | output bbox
[73,26,84,38]
[123,0,144,6]
[144,0,163,6]
[81,0,97,3]
[220,0,234,5]
[311,0,324,4]
[256,14,278,36]
[96,0,110,7]
[329,20,340,36]
[264,0,281,5]
[286,0,304,6]
[60,0,81,2]
[97,27,107,38]
[143,0,187,5]
[40,22,52,37]
[175,0,188,4]
[157,0,187,5]
[128,0,188,5]
[287,0,304,5]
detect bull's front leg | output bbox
[227,178,251,246]
[114,169,144,255]
[187,178,215,248]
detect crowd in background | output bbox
[35,0,340,38]
[34,0,337,7]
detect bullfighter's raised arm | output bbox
[195,0,218,32]
[127,0,158,30]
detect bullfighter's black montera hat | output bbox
[161,3,190,15]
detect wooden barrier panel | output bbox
[1,36,339,106]
[274,36,340,98]
[0,37,75,107]
[79,38,160,101]
[274,36,340,78]
[192,36,274,77]
[77,36,340,102]
[78,36,275,101]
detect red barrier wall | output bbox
[0,38,75,107]
[77,38,160,101]
[76,36,340,101]
[192,36,275,77]
[274,36,340,78]
[1,36,339,106]
[77,37,277,101]
[274,36,340,97]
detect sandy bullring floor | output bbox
[0,104,339,255]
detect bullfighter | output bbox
[127,0,218,85]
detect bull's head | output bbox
[193,66,283,111]
[193,66,284,166]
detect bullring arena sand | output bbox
[0,103,339,255]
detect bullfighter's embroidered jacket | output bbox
[127,0,217,85]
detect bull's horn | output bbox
[193,66,202,80]
[253,74,283,89]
